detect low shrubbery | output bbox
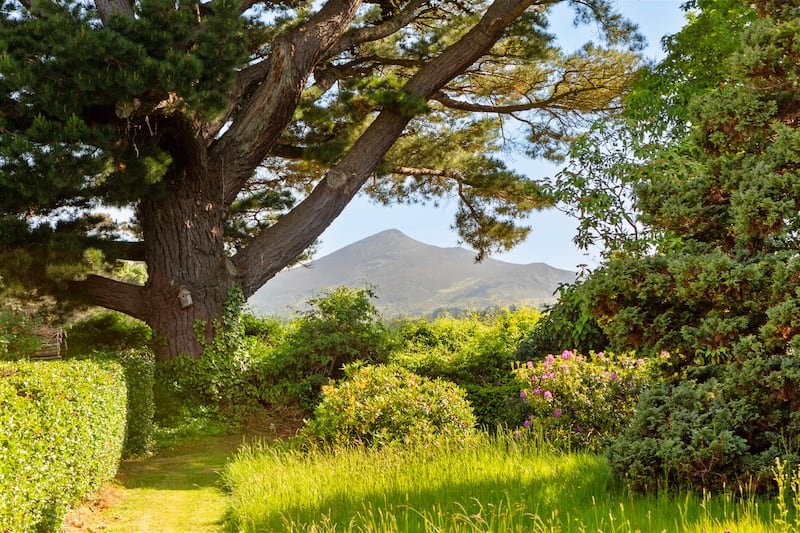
[65,312,152,357]
[607,352,800,492]
[0,308,41,360]
[514,350,655,451]
[390,308,540,428]
[0,359,127,532]
[259,287,392,411]
[302,363,476,447]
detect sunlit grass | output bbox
[222,432,789,532]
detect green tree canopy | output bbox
[1,0,642,358]
[573,0,800,366]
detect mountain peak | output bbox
[250,230,574,317]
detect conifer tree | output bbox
[1,0,641,358]
[580,0,800,364]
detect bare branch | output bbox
[325,0,428,58]
[432,78,625,114]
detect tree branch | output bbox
[71,274,147,320]
[432,75,626,114]
[390,165,459,178]
[94,0,134,25]
[324,0,428,58]
[210,0,365,205]
[234,0,539,296]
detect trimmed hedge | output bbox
[87,349,156,457]
[0,360,127,532]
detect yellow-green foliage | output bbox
[0,360,127,532]
[390,308,541,427]
[303,364,476,448]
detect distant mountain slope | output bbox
[249,229,575,317]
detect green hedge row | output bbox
[85,349,156,457]
[0,359,127,532]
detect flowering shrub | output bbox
[302,364,476,448]
[513,350,655,450]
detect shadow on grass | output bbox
[115,434,248,491]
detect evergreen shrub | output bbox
[514,350,655,451]
[607,352,800,492]
[0,360,126,532]
[302,364,476,447]
[89,349,156,457]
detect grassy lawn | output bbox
[222,433,788,532]
[62,430,798,532]
[63,434,245,533]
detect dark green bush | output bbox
[88,349,156,457]
[65,311,152,357]
[390,308,540,428]
[607,352,800,492]
[515,283,609,361]
[303,364,476,447]
[0,359,126,532]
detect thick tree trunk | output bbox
[134,114,238,361]
[137,184,237,360]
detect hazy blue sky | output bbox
[315,1,688,271]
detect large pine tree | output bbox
[1,0,641,358]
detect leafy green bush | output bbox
[87,349,156,457]
[0,307,41,360]
[390,308,540,428]
[260,287,392,410]
[514,350,655,451]
[65,311,152,357]
[303,364,476,447]
[0,359,127,532]
[156,288,261,422]
[607,352,800,492]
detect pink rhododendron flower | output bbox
[543,391,553,400]
[553,409,562,417]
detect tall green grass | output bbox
[222,433,789,532]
